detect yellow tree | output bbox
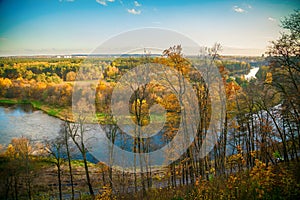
[0,77,12,97]
[154,45,196,186]
[66,71,77,81]
[4,137,33,199]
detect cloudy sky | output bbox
[0,0,299,56]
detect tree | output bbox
[0,77,12,97]
[45,135,65,200]
[267,10,300,162]
[62,121,75,200]
[3,137,34,200]
[67,117,95,198]
[103,116,118,194]
[66,71,77,82]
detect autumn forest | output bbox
[0,10,299,200]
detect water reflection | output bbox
[0,104,170,166]
[0,104,61,145]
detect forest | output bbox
[0,10,299,200]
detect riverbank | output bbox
[0,98,73,122]
[0,98,114,124]
[0,98,165,125]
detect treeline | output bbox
[0,56,255,83]
[0,57,155,82]
[0,78,72,107]
[216,59,251,76]
[0,58,90,82]
[0,57,257,109]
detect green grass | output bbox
[0,99,39,106]
[31,101,42,109]
[46,108,62,117]
[0,99,31,104]
[71,159,96,168]
[0,99,17,104]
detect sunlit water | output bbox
[245,67,259,80]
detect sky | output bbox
[0,0,299,56]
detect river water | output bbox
[0,104,166,168]
[244,67,259,80]
[0,104,111,163]
[0,104,61,145]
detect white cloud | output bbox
[96,0,114,6]
[268,17,276,22]
[233,6,246,13]
[127,8,141,15]
[59,0,75,2]
[247,4,252,9]
[134,1,141,7]
[96,0,107,6]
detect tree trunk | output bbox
[14,175,18,200]
[83,151,94,198]
[65,129,74,200]
[57,164,62,200]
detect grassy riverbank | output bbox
[0,98,166,124]
[0,98,73,121]
[0,98,116,124]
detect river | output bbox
[0,104,166,167]
[0,104,61,145]
[244,67,259,80]
[0,104,113,164]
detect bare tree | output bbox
[67,117,95,198]
[62,121,75,200]
[103,116,118,197]
[267,10,300,162]
[45,136,65,200]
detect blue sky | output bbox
[0,0,299,56]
